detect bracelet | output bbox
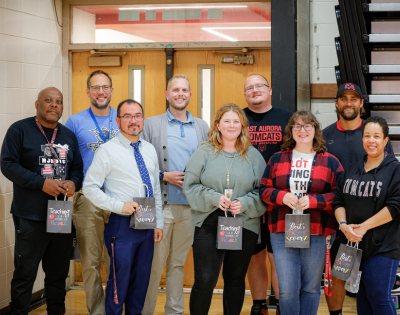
[339,221,347,229]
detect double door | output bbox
[72,49,271,289]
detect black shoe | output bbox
[250,304,268,315]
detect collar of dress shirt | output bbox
[116,131,143,149]
[167,108,194,124]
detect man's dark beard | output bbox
[336,106,359,121]
[91,99,110,109]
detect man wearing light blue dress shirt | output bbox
[142,74,209,315]
[83,99,164,315]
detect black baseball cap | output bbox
[335,83,363,99]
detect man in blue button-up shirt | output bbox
[83,99,164,315]
[142,74,209,315]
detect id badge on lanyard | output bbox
[35,117,61,179]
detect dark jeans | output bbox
[11,215,73,315]
[104,214,154,315]
[190,210,258,315]
[357,255,399,315]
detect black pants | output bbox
[190,210,258,315]
[11,215,73,315]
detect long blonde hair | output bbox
[205,103,251,158]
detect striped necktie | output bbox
[130,142,154,198]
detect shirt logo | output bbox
[328,140,334,144]
[87,127,118,151]
[39,144,70,179]
[247,125,283,152]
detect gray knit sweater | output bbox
[182,143,267,235]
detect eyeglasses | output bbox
[245,83,270,92]
[118,114,144,121]
[293,124,314,131]
[90,85,112,92]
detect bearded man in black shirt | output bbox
[1,87,83,315]
[323,83,393,315]
[244,74,292,315]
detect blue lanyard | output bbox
[89,107,113,143]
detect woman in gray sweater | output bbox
[183,103,267,315]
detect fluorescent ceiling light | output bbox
[209,27,271,30]
[120,5,247,10]
[202,26,271,42]
[95,29,155,43]
[202,28,238,42]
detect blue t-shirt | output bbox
[65,107,119,183]
[167,109,198,205]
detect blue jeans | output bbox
[270,232,327,315]
[357,255,399,315]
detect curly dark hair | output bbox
[281,111,326,154]
[363,116,389,138]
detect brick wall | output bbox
[0,0,62,308]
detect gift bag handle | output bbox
[138,184,149,198]
[224,210,236,218]
[55,195,67,201]
[346,240,359,249]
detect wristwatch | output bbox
[159,170,165,181]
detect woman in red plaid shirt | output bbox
[259,111,344,315]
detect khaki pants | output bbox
[142,204,193,315]
[72,189,111,315]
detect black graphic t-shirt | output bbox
[244,107,292,164]
[1,117,83,221]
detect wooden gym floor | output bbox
[31,289,358,315]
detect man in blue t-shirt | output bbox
[65,70,119,315]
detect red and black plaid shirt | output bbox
[260,150,344,236]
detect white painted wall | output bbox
[0,0,62,308]
[310,0,339,129]
[72,7,95,43]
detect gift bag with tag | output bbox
[46,195,72,233]
[217,212,243,250]
[332,241,363,282]
[345,270,362,293]
[130,184,156,230]
[285,208,310,248]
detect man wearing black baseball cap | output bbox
[323,83,394,315]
